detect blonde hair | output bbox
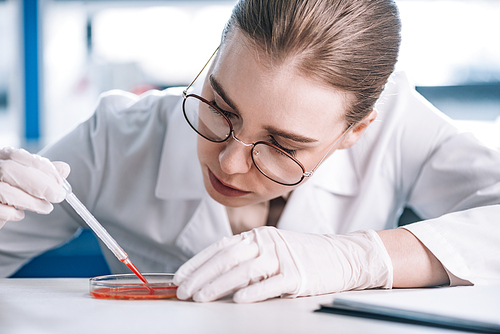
[223,0,401,126]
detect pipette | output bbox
[62,179,149,284]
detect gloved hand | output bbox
[0,147,70,228]
[174,226,393,303]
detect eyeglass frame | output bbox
[182,47,354,186]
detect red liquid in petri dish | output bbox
[90,285,178,300]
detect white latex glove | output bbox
[174,226,393,303]
[0,147,70,228]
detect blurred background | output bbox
[2,0,500,277]
[0,0,499,152]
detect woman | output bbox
[1,0,499,303]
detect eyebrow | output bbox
[209,74,318,144]
[264,126,318,143]
[209,75,239,113]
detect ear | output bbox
[338,109,377,149]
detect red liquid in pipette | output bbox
[121,259,149,284]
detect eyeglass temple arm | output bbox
[303,123,355,177]
[183,47,220,98]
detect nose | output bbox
[218,132,253,175]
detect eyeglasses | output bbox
[182,48,353,186]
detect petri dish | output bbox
[90,273,178,300]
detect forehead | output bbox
[207,30,350,140]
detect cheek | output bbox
[197,137,220,165]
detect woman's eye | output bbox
[209,101,237,119]
[269,136,297,157]
[208,104,222,115]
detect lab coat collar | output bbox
[276,148,359,234]
[310,148,359,197]
[174,188,233,258]
[155,97,205,200]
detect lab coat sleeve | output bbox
[0,89,165,277]
[402,205,500,285]
[387,74,500,285]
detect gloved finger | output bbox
[0,147,14,159]
[0,182,54,214]
[52,161,71,179]
[174,234,244,285]
[192,255,279,302]
[176,238,259,300]
[0,204,25,222]
[233,274,291,303]
[0,147,63,183]
[0,160,66,203]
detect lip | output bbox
[208,169,251,198]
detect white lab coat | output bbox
[0,72,499,284]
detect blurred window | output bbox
[397,0,500,86]
[91,4,235,89]
[396,0,500,148]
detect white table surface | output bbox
[0,278,465,334]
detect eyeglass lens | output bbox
[183,94,305,185]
